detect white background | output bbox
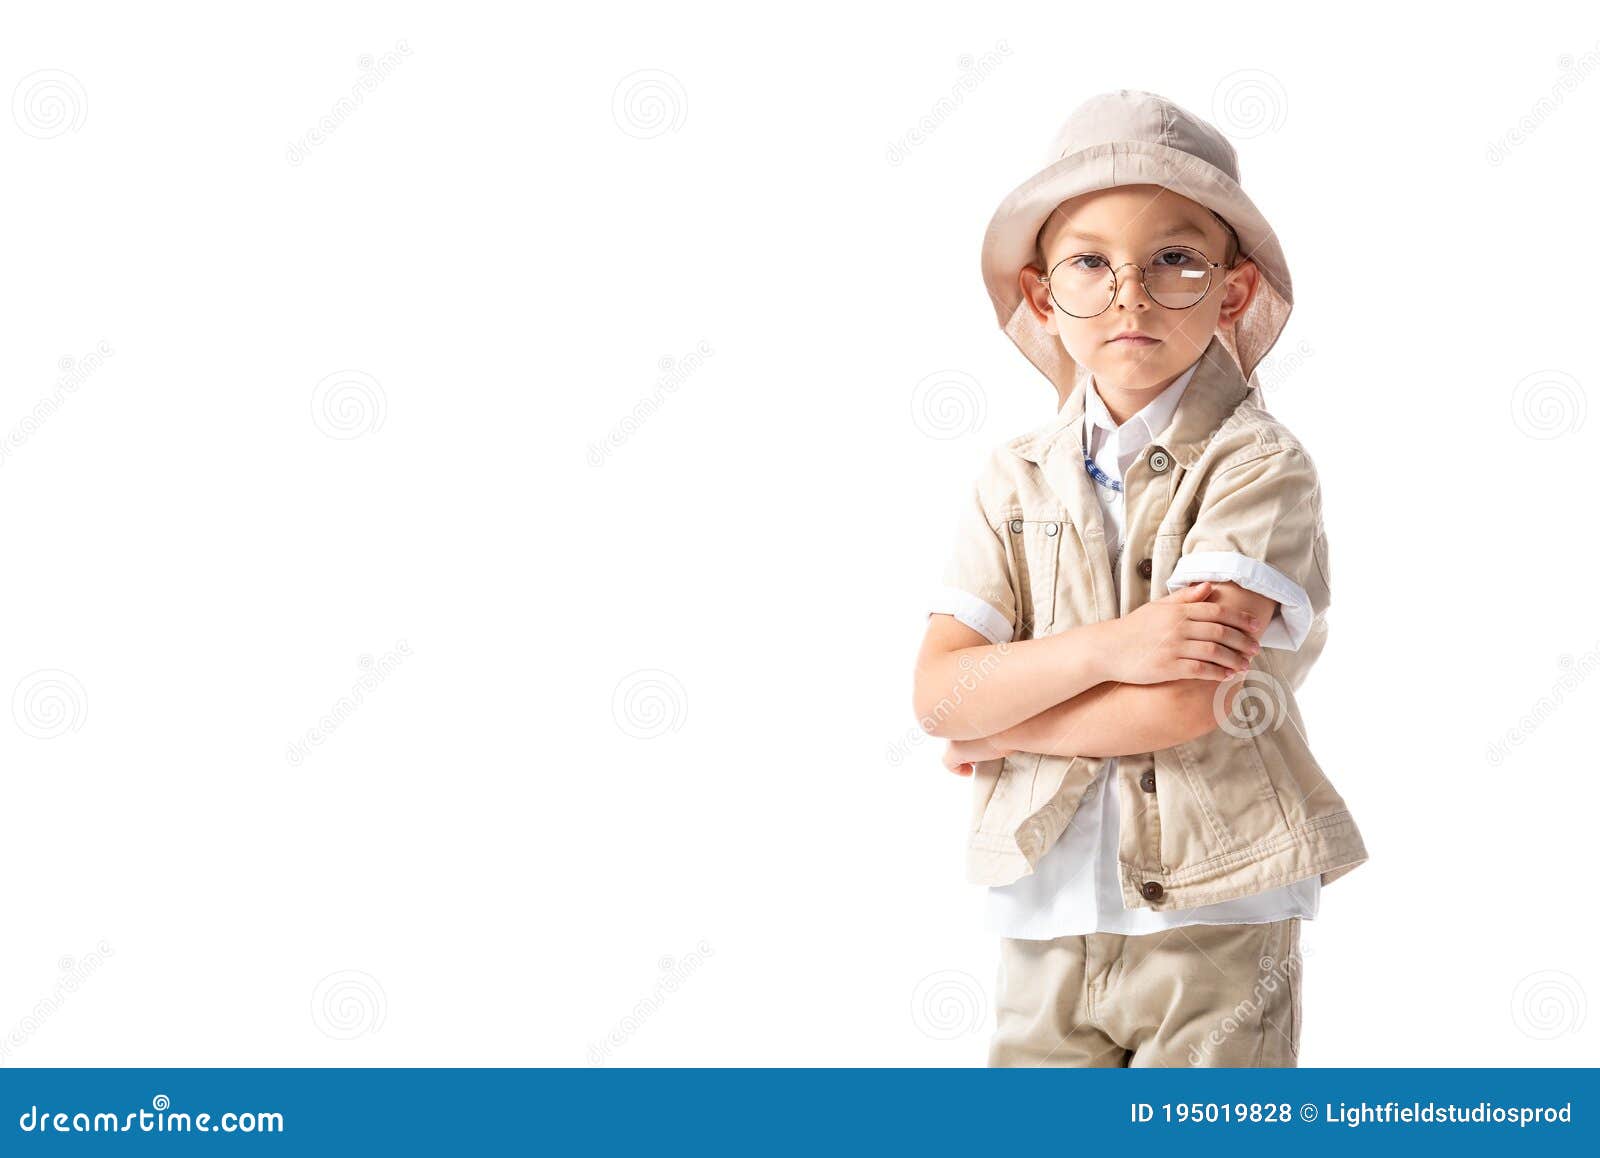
[1,1,1595,1067]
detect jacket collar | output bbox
[1083,355,1203,467]
[1020,333,1252,470]
[1018,334,1254,571]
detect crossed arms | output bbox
[911,580,1278,772]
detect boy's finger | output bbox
[1179,643,1252,672]
[1187,602,1261,633]
[1208,625,1261,655]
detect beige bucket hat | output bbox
[980,89,1293,401]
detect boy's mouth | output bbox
[1107,331,1160,346]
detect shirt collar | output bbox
[1009,332,1254,472]
[1083,356,1204,459]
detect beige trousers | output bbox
[988,918,1303,1067]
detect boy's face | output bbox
[1021,184,1260,397]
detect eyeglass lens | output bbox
[1048,246,1214,317]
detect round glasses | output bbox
[1041,245,1227,318]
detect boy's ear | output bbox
[1217,259,1261,328]
[1018,265,1055,330]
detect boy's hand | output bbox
[1101,580,1261,685]
[941,734,1009,777]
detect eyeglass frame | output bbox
[1039,244,1234,319]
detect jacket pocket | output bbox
[1006,517,1065,639]
[969,756,1004,833]
[1156,726,1289,867]
[974,753,1041,837]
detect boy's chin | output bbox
[1087,348,1181,388]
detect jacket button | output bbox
[1009,519,1023,534]
[1140,881,1165,901]
[1148,449,1171,473]
[1044,522,1058,536]
[1137,557,1153,579]
[1139,770,1156,793]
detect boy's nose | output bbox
[1110,264,1153,308]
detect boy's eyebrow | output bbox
[1057,222,1213,246]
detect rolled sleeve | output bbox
[1168,550,1312,649]
[927,481,1018,645]
[1164,448,1330,652]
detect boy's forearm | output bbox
[916,622,1113,740]
[990,679,1213,758]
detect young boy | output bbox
[912,90,1368,1067]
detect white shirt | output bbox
[984,357,1321,939]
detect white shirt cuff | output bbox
[927,587,1014,645]
[1166,551,1313,650]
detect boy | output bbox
[912,90,1367,1067]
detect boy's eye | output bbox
[1152,247,1199,268]
[1065,254,1106,273]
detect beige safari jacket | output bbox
[938,334,1368,910]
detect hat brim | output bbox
[981,140,1293,403]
